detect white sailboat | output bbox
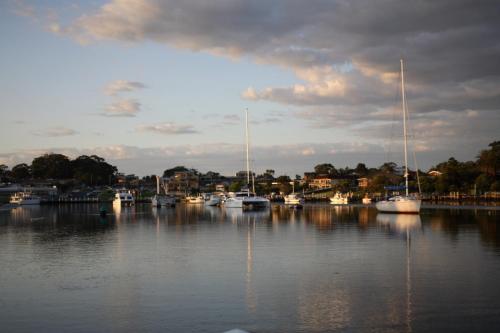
[152,176,176,207]
[225,109,270,210]
[376,59,421,214]
[284,181,304,205]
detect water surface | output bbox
[1,204,499,332]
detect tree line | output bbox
[0,154,117,186]
[0,141,498,194]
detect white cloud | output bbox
[137,122,199,135]
[103,99,141,117]
[104,80,146,96]
[31,126,78,137]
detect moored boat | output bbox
[330,192,349,204]
[113,189,135,206]
[10,192,41,205]
[284,193,305,205]
[375,59,421,214]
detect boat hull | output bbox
[225,197,270,209]
[375,199,421,213]
[10,198,41,205]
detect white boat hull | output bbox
[284,194,304,205]
[225,197,270,209]
[152,195,176,207]
[187,197,205,204]
[205,197,221,206]
[375,198,421,213]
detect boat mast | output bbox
[245,108,251,196]
[401,59,409,197]
[156,175,160,195]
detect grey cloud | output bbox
[104,80,146,96]
[137,122,199,135]
[1,142,480,177]
[34,0,500,159]
[103,99,141,117]
[31,126,78,137]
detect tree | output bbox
[0,164,9,182]
[31,153,72,179]
[314,163,338,177]
[162,166,197,178]
[475,174,493,193]
[229,181,243,192]
[477,141,500,177]
[71,155,117,185]
[355,163,368,176]
[265,169,275,176]
[11,163,31,180]
[379,162,397,174]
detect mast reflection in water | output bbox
[0,204,499,333]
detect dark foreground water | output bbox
[1,204,500,333]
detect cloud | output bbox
[11,0,36,18]
[31,126,78,137]
[104,80,146,96]
[103,99,141,117]
[137,122,199,135]
[51,1,499,125]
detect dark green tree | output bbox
[477,141,500,177]
[163,165,192,178]
[314,163,338,177]
[11,163,31,180]
[31,153,72,179]
[354,163,368,176]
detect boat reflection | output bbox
[376,213,422,233]
[377,213,420,333]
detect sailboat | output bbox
[151,176,176,207]
[225,109,270,210]
[284,181,305,205]
[376,59,421,214]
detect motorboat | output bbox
[113,189,135,206]
[330,192,349,204]
[376,59,421,214]
[10,192,41,205]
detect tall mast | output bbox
[401,59,409,197]
[156,175,160,195]
[245,108,251,195]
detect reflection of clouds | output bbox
[298,286,351,331]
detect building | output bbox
[357,177,369,188]
[165,171,199,194]
[309,178,332,190]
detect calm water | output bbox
[1,204,500,333]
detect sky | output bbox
[1,0,499,177]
